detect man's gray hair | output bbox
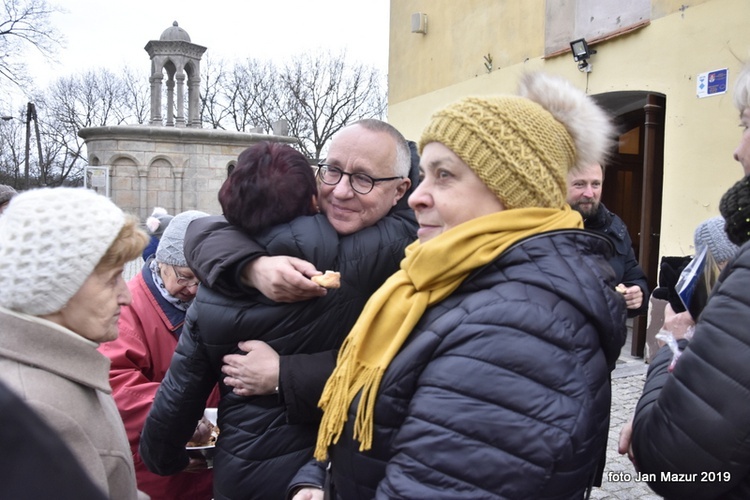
[351,119,411,178]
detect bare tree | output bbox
[278,50,386,159]
[121,65,151,125]
[200,51,386,159]
[21,69,134,187]
[0,0,62,88]
[0,110,25,186]
[222,58,280,132]
[199,54,231,129]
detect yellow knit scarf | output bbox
[314,206,583,460]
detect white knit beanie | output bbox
[0,187,125,316]
[155,210,208,266]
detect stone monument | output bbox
[78,21,296,218]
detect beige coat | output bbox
[0,307,146,499]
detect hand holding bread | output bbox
[311,270,341,288]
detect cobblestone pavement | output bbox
[589,352,661,500]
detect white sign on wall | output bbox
[697,68,728,98]
[84,166,110,196]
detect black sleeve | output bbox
[286,459,328,500]
[620,236,650,317]
[632,247,750,498]
[280,350,338,424]
[184,216,265,296]
[0,381,108,500]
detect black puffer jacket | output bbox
[293,229,627,499]
[584,202,649,317]
[632,241,750,499]
[139,210,417,500]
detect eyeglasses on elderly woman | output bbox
[171,265,200,288]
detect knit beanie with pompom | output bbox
[146,207,174,238]
[0,187,125,315]
[419,72,615,209]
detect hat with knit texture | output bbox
[419,72,615,209]
[0,184,17,206]
[694,216,739,265]
[0,187,125,316]
[155,210,209,267]
[719,174,750,246]
[146,207,174,238]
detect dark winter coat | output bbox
[584,202,649,316]
[632,241,750,499]
[292,229,627,499]
[139,209,417,500]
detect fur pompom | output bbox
[146,216,161,233]
[518,72,616,173]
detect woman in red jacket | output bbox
[99,208,216,500]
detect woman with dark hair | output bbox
[142,141,359,499]
[219,143,318,235]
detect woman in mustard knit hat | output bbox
[289,72,627,499]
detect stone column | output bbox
[137,165,149,221]
[188,77,201,128]
[149,73,163,126]
[165,78,175,127]
[175,71,186,127]
[172,166,185,213]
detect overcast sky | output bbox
[18,0,389,100]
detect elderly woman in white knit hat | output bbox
[0,187,149,499]
[290,72,627,500]
[98,209,218,500]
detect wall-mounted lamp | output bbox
[570,38,596,73]
[411,13,427,35]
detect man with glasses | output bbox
[183,118,417,414]
[99,210,220,500]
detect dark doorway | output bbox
[592,91,666,357]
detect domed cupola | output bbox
[160,21,191,42]
[145,21,206,128]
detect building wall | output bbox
[388,0,748,259]
[80,126,296,220]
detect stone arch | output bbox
[226,160,237,177]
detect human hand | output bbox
[222,340,280,396]
[183,456,210,473]
[617,418,636,467]
[619,284,644,310]
[291,487,325,500]
[241,256,327,302]
[662,303,695,341]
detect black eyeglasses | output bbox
[317,164,402,195]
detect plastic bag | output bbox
[656,326,695,372]
[675,246,720,320]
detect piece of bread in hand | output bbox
[311,270,341,288]
[615,284,627,294]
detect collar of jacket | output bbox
[140,259,186,337]
[583,202,612,231]
[0,307,112,392]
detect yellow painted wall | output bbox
[388,0,750,259]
